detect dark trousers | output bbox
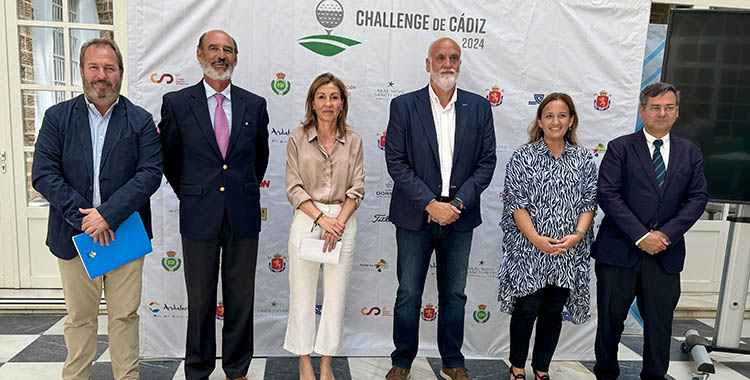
[509,285,570,372]
[593,255,680,380]
[391,224,473,369]
[181,210,258,380]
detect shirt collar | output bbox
[643,128,670,145]
[428,83,457,110]
[84,96,119,118]
[304,126,346,144]
[204,80,232,101]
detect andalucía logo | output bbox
[299,0,361,57]
[271,72,291,95]
[421,304,437,321]
[148,302,161,313]
[473,304,490,323]
[377,131,386,150]
[268,253,287,272]
[594,90,611,111]
[485,85,504,107]
[161,250,181,272]
[593,143,606,156]
[216,301,224,320]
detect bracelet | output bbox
[572,230,586,239]
[314,212,324,225]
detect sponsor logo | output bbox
[270,128,292,144]
[421,304,437,321]
[315,304,323,315]
[216,301,224,320]
[375,180,393,198]
[562,311,572,322]
[148,301,161,313]
[268,253,287,272]
[360,258,389,271]
[528,93,545,105]
[259,180,271,188]
[467,259,497,278]
[374,81,405,100]
[594,90,611,111]
[261,207,267,221]
[593,143,606,156]
[371,214,390,223]
[485,85,504,107]
[271,72,291,95]
[299,0,362,57]
[473,304,490,323]
[360,306,393,317]
[258,300,290,314]
[377,131,386,151]
[161,250,182,272]
[149,72,188,86]
[361,306,381,316]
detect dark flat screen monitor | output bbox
[662,9,750,204]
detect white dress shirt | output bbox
[203,81,233,132]
[84,96,119,207]
[635,129,671,245]
[428,84,457,198]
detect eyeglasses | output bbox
[646,105,677,114]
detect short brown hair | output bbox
[79,38,123,71]
[301,73,350,138]
[527,92,580,145]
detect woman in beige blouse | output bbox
[283,72,365,380]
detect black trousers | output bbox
[181,211,258,380]
[593,254,680,380]
[509,285,570,372]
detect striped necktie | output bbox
[653,139,665,188]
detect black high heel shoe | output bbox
[534,370,550,380]
[509,366,525,379]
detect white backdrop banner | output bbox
[128,0,650,359]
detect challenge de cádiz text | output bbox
[356,10,486,34]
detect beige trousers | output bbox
[58,255,144,380]
[283,203,357,356]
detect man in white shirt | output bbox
[384,37,497,380]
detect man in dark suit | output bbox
[159,30,269,380]
[592,82,708,380]
[384,37,496,380]
[32,39,163,380]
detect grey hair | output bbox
[197,31,238,54]
[79,38,123,71]
[640,82,680,107]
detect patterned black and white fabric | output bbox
[498,139,598,324]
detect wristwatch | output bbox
[572,230,586,239]
[449,198,464,211]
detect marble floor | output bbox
[2,314,750,379]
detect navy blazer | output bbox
[385,86,497,231]
[32,95,164,260]
[592,130,708,274]
[159,81,269,240]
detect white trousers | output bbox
[283,202,357,356]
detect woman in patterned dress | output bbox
[498,93,598,380]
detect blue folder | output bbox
[72,212,153,279]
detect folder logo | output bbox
[88,251,96,258]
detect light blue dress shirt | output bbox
[84,96,119,207]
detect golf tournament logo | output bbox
[299,0,361,57]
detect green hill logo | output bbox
[299,0,361,57]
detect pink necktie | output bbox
[214,93,229,158]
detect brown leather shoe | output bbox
[385,365,410,379]
[440,367,472,380]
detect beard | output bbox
[200,57,234,81]
[430,69,459,92]
[82,77,121,107]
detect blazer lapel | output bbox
[225,86,245,159]
[662,136,681,191]
[73,96,94,185]
[189,82,223,159]
[633,131,660,192]
[414,86,440,166]
[98,100,125,171]
[453,90,468,166]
